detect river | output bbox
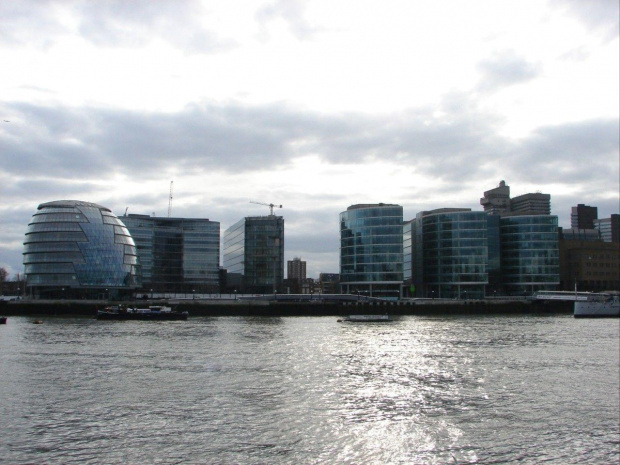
[0,314,618,464]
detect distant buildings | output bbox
[571,204,598,229]
[123,214,220,294]
[222,215,284,294]
[480,180,550,216]
[21,181,617,301]
[594,214,620,243]
[558,207,619,292]
[339,203,403,299]
[287,257,306,283]
[23,200,141,299]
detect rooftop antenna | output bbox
[250,200,283,216]
[168,180,173,217]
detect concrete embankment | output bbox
[1,299,573,317]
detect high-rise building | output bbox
[287,257,306,282]
[571,204,598,229]
[480,180,511,215]
[339,203,403,299]
[480,181,551,216]
[123,214,220,293]
[222,216,284,293]
[594,214,620,243]
[23,200,141,299]
[510,193,551,215]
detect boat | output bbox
[96,305,189,321]
[574,292,620,318]
[0,316,6,324]
[341,314,392,322]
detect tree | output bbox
[0,267,8,294]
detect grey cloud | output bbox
[255,0,318,40]
[0,0,235,54]
[0,98,528,190]
[552,0,619,42]
[476,50,542,93]
[509,119,619,185]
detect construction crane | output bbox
[250,201,283,216]
[168,180,173,217]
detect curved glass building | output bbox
[500,215,559,295]
[411,209,490,299]
[23,200,141,299]
[340,203,403,299]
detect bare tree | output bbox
[0,267,8,295]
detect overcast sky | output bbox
[1,0,618,279]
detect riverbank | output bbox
[1,298,573,317]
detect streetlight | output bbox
[192,289,195,300]
[234,289,237,301]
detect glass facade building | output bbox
[23,200,141,299]
[222,216,284,294]
[499,215,560,295]
[340,204,403,299]
[407,209,490,299]
[123,214,220,293]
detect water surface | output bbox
[1,315,618,464]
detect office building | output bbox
[404,209,492,299]
[510,193,551,215]
[339,203,403,299]
[23,200,141,299]
[559,239,619,292]
[123,214,220,294]
[222,216,284,293]
[480,180,511,215]
[499,215,560,295]
[480,181,551,216]
[594,214,620,243]
[571,204,598,229]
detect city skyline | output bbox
[1,0,619,278]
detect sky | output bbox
[1,0,618,279]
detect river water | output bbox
[0,314,618,464]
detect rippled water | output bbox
[0,315,618,464]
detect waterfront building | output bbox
[123,214,220,294]
[571,204,598,229]
[23,200,141,300]
[559,227,600,242]
[593,214,620,243]
[339,203,403,299]
[499,215,560,295]
[319,273,340,294]
[222,216,284,294]
[405,209,492,299]
[558,239,620,292]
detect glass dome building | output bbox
[23,200,141,299]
